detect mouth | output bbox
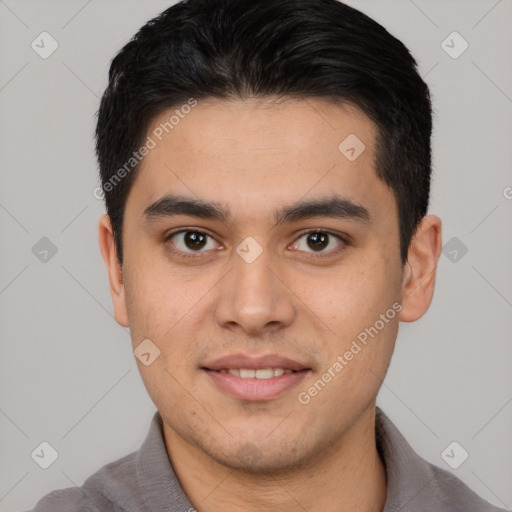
[212,367,299,378]
[201,353,311,401]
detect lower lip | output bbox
[203,369,310,401]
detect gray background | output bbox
[0,0,511,510]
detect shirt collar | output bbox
[375,406,438,511]
[135,411,195,511]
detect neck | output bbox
[163,405,387,512]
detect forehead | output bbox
[145,96,375,161]
[127,97,393,223]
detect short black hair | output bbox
[95,0,433,265]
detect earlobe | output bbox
[98,214,130,327]
[399,215,442,322]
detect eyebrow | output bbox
[143,194,370,226]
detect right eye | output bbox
[165,230,221,257]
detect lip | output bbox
[202,353,309,372]
[201,353,311,401]
[204,368,310,401]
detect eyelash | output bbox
[163,229,348,260]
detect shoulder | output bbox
[30,450,142,512]
[427,462,508,512]
[29,410,192,512]
[375,407,508,512]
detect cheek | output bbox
[124,268,203,396]
[124,243,179,310]
[122,257,215,360]
[294,253,401,394]
[296,255,400,331]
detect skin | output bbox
[99,97,442,512]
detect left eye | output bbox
[292,231,343,253]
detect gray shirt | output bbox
[29,407,507,511]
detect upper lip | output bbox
[202,353,309,371]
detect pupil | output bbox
[185,232,207,250]
[307,232,328,251]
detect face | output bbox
[100,97,438,473]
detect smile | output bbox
[215,368,296,379]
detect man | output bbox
[30,0,507,510]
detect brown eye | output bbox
[306,232,329,251]
[292,231,344,254]
[183,231,207,250]
[167,230,218,253]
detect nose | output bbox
[214,246,296,336]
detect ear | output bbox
[399,215,442,322]
[98,214,129,327]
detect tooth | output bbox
[223,368,292,379]
[255,368,274,379]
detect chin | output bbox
[208,438,313,475]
